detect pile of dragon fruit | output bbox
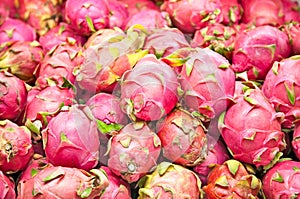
[1,0,300,198]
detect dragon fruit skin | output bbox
[107,122,161,183]
[64,0,109,36]
[0,71,28,122]
[292,123,300,159]
[35,42,84,89]
[282,0,300,23]
[282,22,300,55]
[262,160,300,198]
[219,88,286,169]
[0,18,36,48]
[42,105,100,171]
[106,0,129,29]
[0,170,16,199]
[17,166,109,199]
[219,0,243,26]
[156,109,208,167]
[193,136,230,185]
[138,162,203,198]
[0,120,34,174]
[143,28,190,58]
[120,54,180,121]
[232,25,291,80]
[203,159,262,198]
[262,56,300,128]
[161,0,222,34]
[38,22,86,53]
[100,166,132,199]
[118,0,159,18]
[0,40,44,84]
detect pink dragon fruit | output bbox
[203,159,262,198]
[76,26,147,94]
[0,71,27,121]
[193,136,230,185]
[138,161,203,198]
[17,0,62,36]
[107,122,161,183]
[240,0,284,26]
[161,0,222,34]
[35,42,84,89]
[42,104,100,170]
[0,0,19,19]
[120,54,180,121]
[124,9,170,31]
[282,0,300,23]
[163,47,235,121]
[23,85,75,139]
[262,55,300,128]
[0,6,9,26]
[282,22,300,55]
[232,25,291,80]
[219,0,243,25]
[86,92,128,135]
[118,0,159,18]
[64,0,109,36]
[292,123,300,159]
[100,166,131,199]
[38,22,86,53]
[219,88,286,169]
[106,0,129,29]
[143,27,190,58]
[156,108,208,167]
[0,120,34,174]
[262,160,300,198]
[191,23,237,60]
[0,40,44,84]
[0,18,36,49]
[17,166,109,199]
[0,170,16,198]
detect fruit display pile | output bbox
[1,0,300,198]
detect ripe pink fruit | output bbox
[107,122,161,183]
[17,166,109,198]
[262,160,300,199]
[138,162,203,198]
[118,0,159,18]
[262,56,300,128]
[0,120,34,174]
[219,0,243,25]
[282,0,300,23]
[0,71,27,121]
[42,105,100,170]
[219,88,286,169]
[282,22,300,55]
[292,123,300,159]
[232,25,291,80]
[106,0,129,29]
[157,109,208,166]
[120,54,180,121]
[0,170,16,198]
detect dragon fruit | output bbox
[38,22,86,53]
[124,9,170,31]
[219,0,243,26]
[35,42,84,89]
[0,120,34,174]
[118,0,159,18]
[292,123,300,159]
[76,26,147,94]
[0,0,18,19]
[232,25,291,80]
[191,23,237,60]
[100,166,131,199]
[203,159,262,198]
[0,18,36,49]
[163,47,235,121]
[262,55,300,128]
[106,0,129,29]
[282,22,300,55]
[42,104,100,170]
[240,0,284,26]
[0,6,9,26]
[120,54,180,121]
[219,88,286,169]
[86,92,128,135]
[0,71,27,121]
[156,108,208,166]
[138,161,203,198]
[282,0,300,23]
[0,40,44,84]
[0,170,16,199]
[161,0,222,34]
[107,122,161,183]
[17,166,109,199]
[64,0,109,36]
[262,160,300,198]
[193,135,230,185]
[143,27,190,58]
